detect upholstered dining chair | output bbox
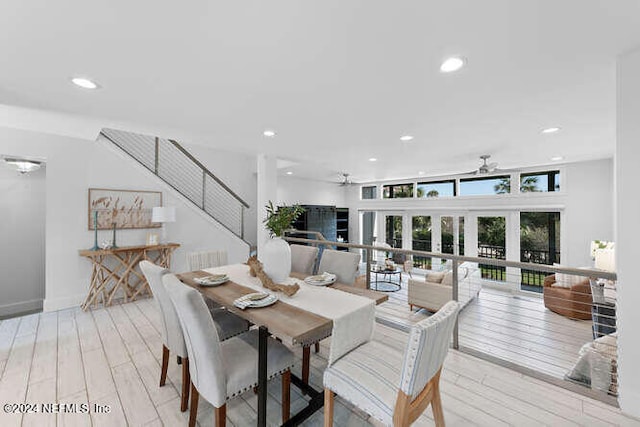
[139,261,249,412]
[290,244,319,275]
[163,274,295,427]
[317,249,361,285]
[323,300,460,427]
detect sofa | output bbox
[407,262,481,312]
[543,274,592,320]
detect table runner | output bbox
[206,264,375,365]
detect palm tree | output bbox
[494,178,511,194]
[427,189,439,197]
[520,176,539,192]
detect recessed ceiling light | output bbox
[542,127,561,134]
[286,171,293,175]
[418,171,425,175]
[71,77,99,89]
[551,156,564,161]
[440,57,465,73]
[263,130,276,137]
[368,158,377,162]
[400,135,414,142]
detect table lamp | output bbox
[152,206,176,243]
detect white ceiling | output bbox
[2,0,640,183]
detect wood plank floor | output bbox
[1,296,638,426]
[377,276,594,380]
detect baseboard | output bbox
[43,293,86,312]
[0,299,43,318]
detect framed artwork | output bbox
[88,188,162,230]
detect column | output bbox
[256,154,277,256]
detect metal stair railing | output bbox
[100,128,249,241]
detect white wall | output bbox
[0,126,254,312]
[343,159,614,267]
[0,165,46,316]
[616,46,640,418]
[277,176,346,207]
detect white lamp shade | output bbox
[595,248,615,272]
[152,206,176,223]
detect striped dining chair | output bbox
[323,300,460,427]
[186,250,228,271]
[140,261,249,412]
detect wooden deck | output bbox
[377,277,594,380]
[0,293,636,426]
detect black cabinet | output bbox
[290,205,349,250]
[336,208,349,251]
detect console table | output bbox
[79,243,180,310]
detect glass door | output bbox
[385,215,403,248]
[520,211,561,292]
[477,215,506,281]
[411,215,432,269]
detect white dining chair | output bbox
[186,249,228,271]
[317,249,361,285]
[323,300,460,427]
[139,261,249,412]
[290,244,319,275]
[163,274,295,427]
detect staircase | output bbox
[100,128,249,242]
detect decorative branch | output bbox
[246,256,299,297]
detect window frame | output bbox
[459,175,512,196]
[382,183,415,199]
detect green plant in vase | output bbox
[263,201,305,237]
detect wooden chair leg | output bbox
[188,383,199,427]
[314,342,320,353]
[214,404,226,427]
[302,346,311,384]
[324,388,334,427]
[282,369,291,423]
[181,357,190,412]
[160,345,169,386]
[431,379,445,427]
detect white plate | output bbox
[304,273,337,286]
[233,292,278,309]
[194,274,229,286]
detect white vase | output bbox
[262,237,291,283]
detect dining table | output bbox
[178,264,388,426]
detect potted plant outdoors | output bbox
[261,201,305,283]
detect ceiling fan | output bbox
[337,172,356,186]
[475,154,499,174]
[452,154,502,177]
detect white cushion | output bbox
[554,265,588,288]
[425,271,446,283]
[441,271,453,286]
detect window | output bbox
[361,185,377,199]
[416,180,455,198]
[383,183,414,199]
[459,175,511,196]
[520,171,560,192]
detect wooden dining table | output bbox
[177,268,387,427]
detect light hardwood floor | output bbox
[1,296,638,426]
[377,279,594,380]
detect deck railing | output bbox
[100,128,249,241]
[283,232,618,405]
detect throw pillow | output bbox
[441,271,454,286]
[425,271,446,283]
[554,264,589,288]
